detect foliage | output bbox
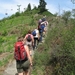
[33,5,38,10]
[38,0,47,13]
[2,30,8,36]
[26,3,31,11]
[0,37,5,44]
[61,10,71,24]
[29,18,36,26]
[32,16,75,75]
[14,12,20,17]
[0,54,13,67]
[46,17,75,75]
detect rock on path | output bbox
[3,60,17,75]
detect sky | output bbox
[0,0,75,20]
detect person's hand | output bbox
[33,43,34,46]
[30,63,32,66]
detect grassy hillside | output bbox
[33,17,75,75]
[0,10,53,74]
[1,8,75,75]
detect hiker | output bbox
[14,36,32,75]
[42,20,48,37]
[38,19,46,42]
[32,27,40,50]
[38,19,43,42]
[44,20,48,35]
[24,30,34,61]
[38,19,42,32]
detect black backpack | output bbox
[26,34,32,42]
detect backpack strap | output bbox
[26,34,31,38]
[17,46,22,61]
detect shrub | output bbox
[2,30,8,36]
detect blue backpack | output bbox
[39,24,45,33]
[32,30,36,36]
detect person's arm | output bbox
[31,35,34,46]
[38,30,40,39]
[24,35,27,40]
[24,45,32,65]
[24,35,28,43]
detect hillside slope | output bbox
[1,10,75,75]
[0,10,53,75]
[33,17,75,75]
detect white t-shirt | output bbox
[34,29,39,38]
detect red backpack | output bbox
[14,42,27,61]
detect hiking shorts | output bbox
[25,41,33,50]
[16,59,30,73]
[25,41,34,56]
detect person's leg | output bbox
[24,70,29,75]
[29,45,34,62]
[16,61,23,75]
[36,38,38,48]
[22,60,30,75]
[34,38,37,49]
[39,32,41,42]
[43,31,46,37]
[33,38,36,50]
[39,32,43,42]
[30,50,34,61]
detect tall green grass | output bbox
[32,17,75,75]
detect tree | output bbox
[33,5,37,10]
[26,3,31,11]
[62,10,71,24]
[72,9,75,18]
[71,0,75,4]
[38,0,47,13]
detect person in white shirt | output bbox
[32,28,40,50]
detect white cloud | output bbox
[0,0,39,19]
[0,2,17,15]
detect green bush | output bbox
[0,37,5,43]
[15,12,20,17]
[2,30,8,36]
[29,18,36,26]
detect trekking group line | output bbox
[14,17,48,75]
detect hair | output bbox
[17,36,23,42]
[28,30,31,34]
[39,19,42,22]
